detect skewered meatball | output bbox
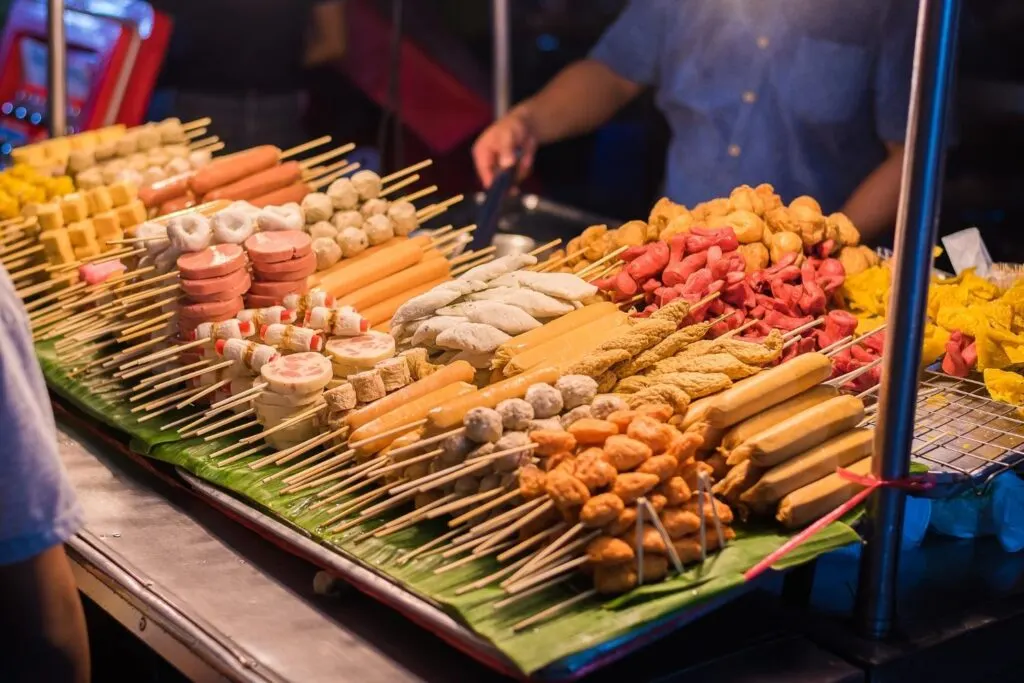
[351,170,382,200]
[164,144,189,159]
[312,237,342,270]
[332,209,363,231]
[525,383,563,418]
[336,226,369,257]
[360,197,390,218]
[463,407,503,443]
[188,149,213,169]
[309,221,338,241]
[302,192,334,223]
[363,214,394,245]
[519,465,547,499]
[496,398,534,431]
[478,473,502,492]
[387,200,418,236]
[527,418,563,432]
[561,405,593,428]
[556,375,598,410]
[327,178,359,210]
[454,475,481,495]
[440,433,473,466]
[166,156,192,175]
[591,394,629,420]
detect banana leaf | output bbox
[39,352,860,676]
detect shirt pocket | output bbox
[783,36,872,124]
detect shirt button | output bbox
[728,144,741,157]
[742,91,757,104]
[757,36,770,49]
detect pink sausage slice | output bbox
[244,230,312,264]
[246,292,296,309]
[251,251,317,282]
[178,244,247,280]
[180,296,244,324]
[248,277,309,298]
[180,267,249,298]
[183,273,252,304]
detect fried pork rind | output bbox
[624,384,692,413]
[643,353,761,381]
[586,535,634,564]
[580,492,625,528]
[568,349,632,377]
[593,318,677,358]
[709,210,764,244]
[620,372,732,400]
[677,329,783,366]
[614,220,648,248]
[738,242,770,273]
[614,321,712,377]
[790,195,822,214]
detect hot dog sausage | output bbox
[204,161,303,202]
[316,239,424,298]
[338,257,451,310]
[492,302,619,368]
[139,171,194,208]
[190,145,280,196]
[720,385,840,452]
[250,182,310,208]
[501,312,631,377]
[345,360,475,432]
[350,381,478,454]
[426,365,562,430]
[158,194,196,216]
[730,394,866,467]
[704,353,833,429]
[776,455,874,528]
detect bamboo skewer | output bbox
[297,144,356,170]
[378,174,421,199]
[398,185,438,205]
[280,135,333,159]
[381,159,433,184]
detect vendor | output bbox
[473,0,918,243]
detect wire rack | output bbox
[859,369,1024,493]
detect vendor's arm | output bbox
[0,268,89,682]
[840,142,904,243]
[473,0,664,187]
[842,0,917,243]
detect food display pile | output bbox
[5,120,1017,676]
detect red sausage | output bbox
[248,277,309,298]
[244,230,312,264]
[180,269,251,302]
[189,146,281,196]
[139,171,194,208]
[180,296,245,324]
[177,244,248,280]
[246,292,299,308]
[158,193,196,216]
[251,251,317,282]
[250,182,310,208]
[203,162,302,202]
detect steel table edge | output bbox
[68,528,286,683]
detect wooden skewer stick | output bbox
[9,261,51,284]
[430,224,477,250]
[191,141,225,156]
[172,378,233,411]
[200,418,259,443]
[239,402,327,445]
[215,444,270,467]
[170,391,255,433]
[387,444,529,496]
[120,336,210,369]
[346,419,427,451]
[123,295,182,320]
[719,318,759,339]
[279,135,334,159]
[440,526,512,559]
[182,116,212,130]
[510,589,598,633]
[318,490,388,529]
[379,427,464,464]
[300,157,351,182]
[782,316,826,340]
[824,324,887,356]
[0,236,33,255]
[473,500,555,555]
[260,440,351,485]
[496,524,568,564]
[511,521,583,581]
[248,427,346,469]
[117,313,176,340]
[397,185,438,205]
[416,194,464,220]
[16,276,71,300]
[829,356,884,387]
[313,475,386,517]
[132,385,196,414]
[25,280,86,313]
[424,487,506,520]
[453,555,533,596]
[326,486,414,535]
[303,457,386,503]
[434,540,515,574]
[577,246,629,278]
[297,143,356,170]
[381,159,433,184]
[461,497,545,541]
[494,572,578,611]
[187,135,220,150]
[448,246,496,266]
[184,126,209,140]
[191,409,256,438]
[0,243,44,263]
[208,383,267,410]
[528,239,562,257]
[397,527,465,566]
[369,447,444,477]
[205,439,252,462]
[503,555,589,597]
[378,173,421,199]
[449,489,521,528]
[309,163,362,191]
[450,255,495,277]
[364,493,461,541]
[280,450,362,492]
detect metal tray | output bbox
[175,469,752,681]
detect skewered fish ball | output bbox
[327,177,359,210]
[560,405,593,428]
[351,170,382,200]
[312,237,342,270]
[189,149,213,168]
[360,197,389,218]
[387,200,417,236]
[525,383,563,418]
[302,192,333,223]
[493,431,532,471]
[454,475,481,495]
[332,209,363,231]
[580,493,625,528]
[440,433,473,466]
[556,374,598,410]
[308,221,338,241]
[528,417,563,432]
[518,465,547,499]
[363,214,394,245]
[478,473,502,492]
[336,226,369,257]
[464,407,503,443]
[496,398,534,431]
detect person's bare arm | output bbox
[472,59,643,186]
[840,142,905,243]
[0,544,90,682]
[305,1,346,67]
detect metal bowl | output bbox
[491,233,536,258]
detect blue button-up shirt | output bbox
[590,0,917,213]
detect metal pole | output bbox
[47,0,67,137]
[854,0,960,639]
[492,0,511,117]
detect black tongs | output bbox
[472,159,519,251]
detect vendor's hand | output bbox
[472,108,538,188]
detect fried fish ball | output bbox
[647,197,688,233]
[464,407,503,443]
[710,210,764,244]
[755,183,783,212]
[627,416,676,453]
[602,435,651,471]
[613,220,647,248]
[438,433,473,466]
[529,429,577,456]
[738,242,770,274]
[660,507,701,538]
[594,564,638,594]
[528,417,564,432]
[637,454,678,483]
[580,492,625,528]
[790,195,822,214]
[606,409,639,432]
[545,451,576,475]
[586,535,634,564]
[612,472,660,504]
[728,184,765,215]
[568,418,619,446]
[827,212,860,246]
[496,398,534,431]
[658,476,693,506]
[574,448,618,491]
[545,469,591,508]
[519,465,548,499]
